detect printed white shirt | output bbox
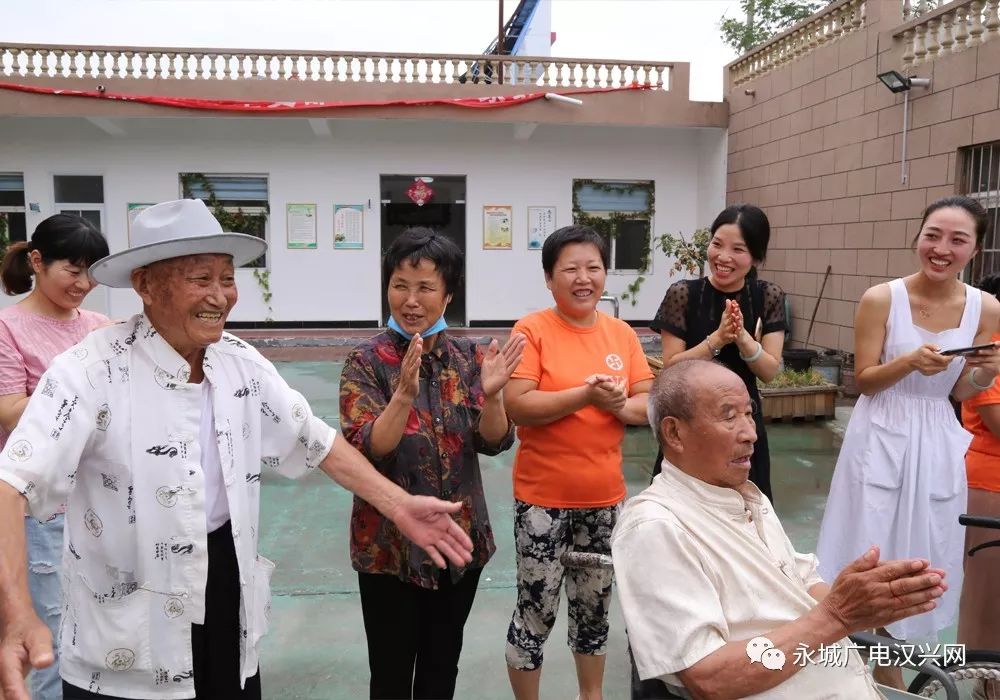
[611,461,885,700]
[0,314,335,699]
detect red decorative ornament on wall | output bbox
[406,178,434,207]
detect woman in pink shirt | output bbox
[0,214,109,700]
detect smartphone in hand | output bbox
[939,343,997,356]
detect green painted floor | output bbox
[255,362,939,699]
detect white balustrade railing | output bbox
[0,44,671,90]
[898,0,1000,68]
[729,0,866,87]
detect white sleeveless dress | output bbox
[816,278,978,640]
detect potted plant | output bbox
[810,349,844,386]
[620,227,711,305]
[758,368,838,422]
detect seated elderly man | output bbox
[612,360,947,699]
[0,199,473,700]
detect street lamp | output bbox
[876,71,932,184]
[877,70,931,93]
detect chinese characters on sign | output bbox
[527,206,556,249]
[334,204,364,250]
[792,642,966,668]
[286,203,318,250]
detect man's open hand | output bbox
[0,611,53,700]
[389,495,474,568]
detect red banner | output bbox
[0,81,647,113]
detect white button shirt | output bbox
[0,314,335,699]
[611,461,885,700]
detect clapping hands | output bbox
[481,333,527,398]
[394,333,424,401]
[584,374,628,416]
[820,545,947,635]
[710,299,744,348]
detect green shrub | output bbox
[759,368,832,389]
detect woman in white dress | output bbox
[816,196,1000,684]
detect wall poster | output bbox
[483,205,513,250]
[334,204,364,249]
[286,203,318,249]
[527,206,556,249]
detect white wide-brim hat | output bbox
[90,198,268,288]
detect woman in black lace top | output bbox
[650,204,787,501]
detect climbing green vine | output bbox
[252,269,272,315]
[180,173,273,321]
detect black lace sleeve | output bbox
[760,280,787,336]
[650,281,691,339]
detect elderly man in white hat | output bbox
[0,199,474,700]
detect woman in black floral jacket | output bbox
[339,227,525,700]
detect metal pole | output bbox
[901,89,910,184]
[497,0,504,84]
[599,294,620,319]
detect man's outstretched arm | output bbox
[318,436,473,569]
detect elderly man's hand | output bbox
[0,611,53,700]
[389,494,474,569]
[818,545,946,636]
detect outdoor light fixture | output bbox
[877,70,931,93]
[876,70,932,185]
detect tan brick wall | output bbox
[725,1,1000,352]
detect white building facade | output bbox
[0,43,727,326]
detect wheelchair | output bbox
[559,512,1000,699]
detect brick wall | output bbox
[725,0,1000,352]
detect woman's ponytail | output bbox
[0,241,34,295]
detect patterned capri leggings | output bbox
[505,500,620,671]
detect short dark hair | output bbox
[976,273,1000,299]
[382,227,463,296]
[914,196,989,249]
[541,224,610,276]
[1,213,109,295]
[709,204,771,263]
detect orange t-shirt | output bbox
[510,309,654,508]
[961,332,1000,494]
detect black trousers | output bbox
[358,568,482,700]
[64,521,261,700]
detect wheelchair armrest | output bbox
[960,514,1000,530]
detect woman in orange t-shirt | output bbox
[959,273,1000,695]
[503,225,653,700]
